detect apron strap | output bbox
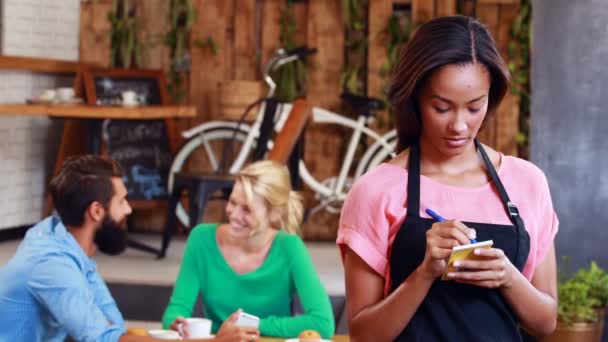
[406,143,421,218]
[475,139,530,270]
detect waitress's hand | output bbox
[446,247,517,288]
[417,220,476,280]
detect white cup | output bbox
[40,89,56,101]
[178,317,212,338]
[147,329,181,340]
[56,87,74,102]
[122,90,138,106]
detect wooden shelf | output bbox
[0,55,94,74]
[0,104,196,119]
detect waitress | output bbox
[337,16,558,341]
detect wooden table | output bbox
[0,103,196,119]
[260,336,349,342]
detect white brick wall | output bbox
[2,0,80,60]
[0,0,80,230]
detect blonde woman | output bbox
[162,161,335,339]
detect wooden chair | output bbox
[158,98,311,258]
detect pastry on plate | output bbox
[298,329,321,342]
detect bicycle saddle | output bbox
[341,92,386,116]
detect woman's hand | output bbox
[446,247,517,288]
[216,310,260,342]
[417,220,476,279]
[169,316,189,337]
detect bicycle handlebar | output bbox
[263,46,317,98]
[285,46,318,60]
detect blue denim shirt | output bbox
[0,216,125,342]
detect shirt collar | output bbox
[49,216,98,274]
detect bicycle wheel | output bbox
[356,130,397,178]
[168,125,253,228]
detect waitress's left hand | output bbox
[446,247,518,288]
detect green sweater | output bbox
[162,224,335,338]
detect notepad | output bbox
[441,240,494,280]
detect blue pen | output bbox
[425,208,477,243]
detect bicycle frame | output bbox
[180,100,396,202]
[173,46,397,219]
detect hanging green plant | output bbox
[107,0,139,68]
[106,0,159,69]
[271,0,306,103]
[341,0,368,96]
[508,0,531,158]
[164,0,198,103]
[377,12,410,127]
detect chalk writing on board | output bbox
[102,119,171,200]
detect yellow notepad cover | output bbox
[441,240,494,280]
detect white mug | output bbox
[56,87,74,102]
[121,90,138,106]
[147,329,181,340]
[178,317,212,338]
[40,89,56,101]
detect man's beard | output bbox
[94,214,128,255]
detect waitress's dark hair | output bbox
[388,15,510,151]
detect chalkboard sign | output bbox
[102,119,172,200]
[84,69,172,200]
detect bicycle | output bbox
[168,46,398,228]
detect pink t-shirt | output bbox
[337,155,559,294]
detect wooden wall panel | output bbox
[137,0,171,71]
[234,0,258,80]
[436,0,457,16]
[494,4,521,155]
[306,0,344,110]
[475,4,500,147]
[261,0,284,69]
[190,0,230,122]
[412,0,436,24]
[478,0,519,4]
[79,1,112,66]
[367,0,392,103]
[223,0,236,81]
[293,2,309,46]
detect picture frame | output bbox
[82,68,170,106]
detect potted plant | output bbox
[572,262,608,340]
[540,262,607,342]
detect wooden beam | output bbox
[268,99,311,164]
[261,0,284,68]
[80,0,112,67]
[0,104,196,119]
[234,0,257,80]
[436,0,457,17]
[495,4,521,155]
[475,4,500,147]
[0,56,91,74]
[477,0,520,4]
[306,0,344,110]
[412,0,436,25]
[190,0,230,122]
[367,0,391,99]
[367,0,392,130]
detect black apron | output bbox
[389,140,531,341]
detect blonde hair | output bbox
[236,160,303,234]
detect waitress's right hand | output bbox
[418,220,476,279]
